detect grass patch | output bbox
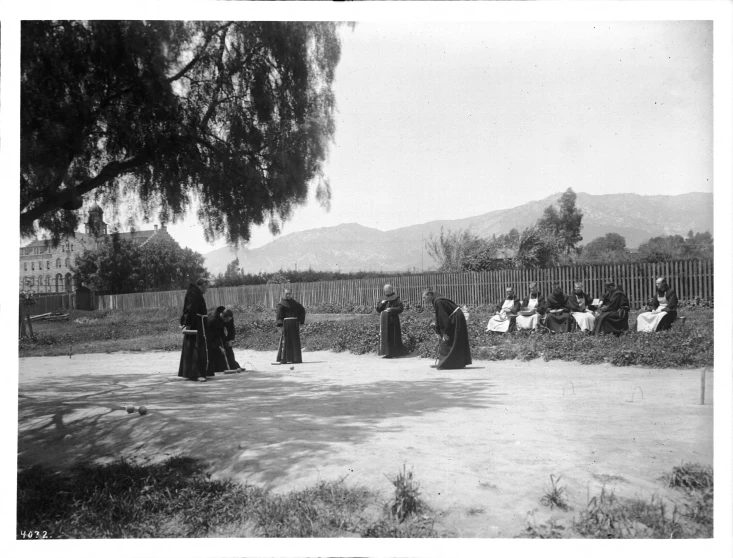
[519,463,714,539]
[17,457,445,539]
[20,306,714,369]
[540,474,570,511]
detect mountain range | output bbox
[203,192,714,274]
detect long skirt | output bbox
[276,318,303,364]
[516,313,540,331]
[486,314,515,333]
[379,311,405,357]
[437,309,472,370]
[177,329,215,380]
[593,309,629,336]
[636,310,677,332]
[571,311,596,332]
[545,311,571,333]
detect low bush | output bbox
[17,457,445,539]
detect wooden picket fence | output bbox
[22,293,77,315]
[94,259,713,312]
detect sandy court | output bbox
[18,350,713,537]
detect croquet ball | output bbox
[138,406,148,416]
[126,405,135,413]
[290,366,294,370]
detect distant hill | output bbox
[203,192,713,274]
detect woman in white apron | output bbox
[486,286,519,333]
[516,282,545,331]
[567,281,596,332]
[636,277,679,332]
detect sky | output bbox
[160,20,714,255]
[15,19,707,255]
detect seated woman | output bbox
[486,287,520,333]
[567,281,597,333]
[544,283,572,333]
[636,277,679,332]
[593,281,630,336]
[515,282,545,332]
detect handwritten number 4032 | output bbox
[19,531,51,539]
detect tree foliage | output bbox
[425,228,494,272]
[536,188,584,258]
[21,21,344,244]
[514,225,563,269]
[636,232,713,263]
[71,234,207,294]
[578,232,631,264]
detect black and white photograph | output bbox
[5,1,733,556]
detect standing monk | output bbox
[376,284,406,358]
[275,288,306,364]
[422,287,472,370]
[593,281,630,336]
[178,277,210,382]
[636,277,679,332]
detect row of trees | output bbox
[426,188,586,271]
[71,234,207,294]
[426,188,714,272]
[212,258,421,287]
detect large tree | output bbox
[72,234,207,293]
[536,188,584,259]
[578,232,631,264]
[21,21,343,244]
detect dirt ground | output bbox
[17,349,713,537]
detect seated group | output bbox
[486,278,678,335]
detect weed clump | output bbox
[540,474,571,511]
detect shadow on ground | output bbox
[18,369,499,484]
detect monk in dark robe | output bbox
[593,281,630,336]
[544,283,572,333]
[376,283,406,357]
[178,277,210,382]
[275,288,306,364]
[636,277,679,332]
[423,288,472,370]
[199,307,242,374]
[222,310,243,370]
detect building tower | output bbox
[85,203,108,238]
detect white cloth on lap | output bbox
[637,294,669,332]
[486,298,515,332]
[571,310,595,331]
[516,297,540,330]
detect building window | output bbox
[39,261,42,270]
[71,244,74,251]
[46,261,50,269]
[31,262,35,271]
[56,258,61,268]
[24,262,27,271]
[65,258,70,268]
[29,277,35,287]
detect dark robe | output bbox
[377,293,406,357]
[276,298,306,364]
[649,287,679,331]
[178,284,208,380]
[567,292,595,312]
[432,295,472,370]
[593,287,630,336]
[198,307,240,373]
[223,318,241,369]
[544,291,571,333]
